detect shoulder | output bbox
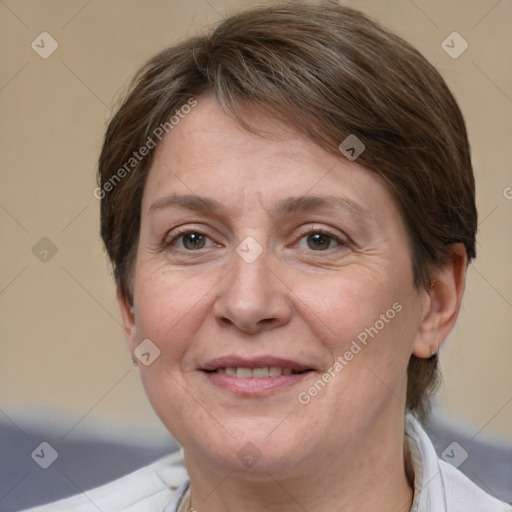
[20,450,188,512]
[438,458,512,512]
[405,414,512,512]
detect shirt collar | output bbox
[406,413,447,512]
[162,480,190,512]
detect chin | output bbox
[204,442,309,478]
[183,418,316,477]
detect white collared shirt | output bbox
[22,414,511,511]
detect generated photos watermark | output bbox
[93,97,198,200]
[297,301,403,405]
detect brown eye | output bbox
[165,231,216,251]
[305,232,337,250]
[181,232,206,250]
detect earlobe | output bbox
[412,244,468,359]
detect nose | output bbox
[212,247,292,335]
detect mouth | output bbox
[200,357,315,395]
[205,366,308,378]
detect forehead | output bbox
[155,95,323,171]
[141,94,397,222]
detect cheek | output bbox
[133,264,218,353]
[293,268,418,396]
[132,268,212,428]
[295,271,403,344]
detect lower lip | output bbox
[203,371,312,396]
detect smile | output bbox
[200,357,315,395]
[210,367,306,378]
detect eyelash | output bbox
[164,225,348,253]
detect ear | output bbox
[412,244,468,358]
[117,285,137,353]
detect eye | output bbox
[296,230,344,251]
[168,230,217,251]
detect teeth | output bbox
[252,367,269,378]
[225,367,237,377]
[269,366,282,377]
[216,367,300,378]
[236,367,252,378]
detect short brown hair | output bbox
[98,3,477,419]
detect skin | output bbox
[118,93,467,512]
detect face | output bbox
[121,94,432,477]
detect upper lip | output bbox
[200,356,313,372]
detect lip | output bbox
[204,372,311,396]
[200,356,312,372]
[200,356,314,397]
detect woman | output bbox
[24,3,511,511]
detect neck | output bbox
[183,414,414,512]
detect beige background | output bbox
[1,0,511,445]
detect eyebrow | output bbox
[149,193,371,219]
